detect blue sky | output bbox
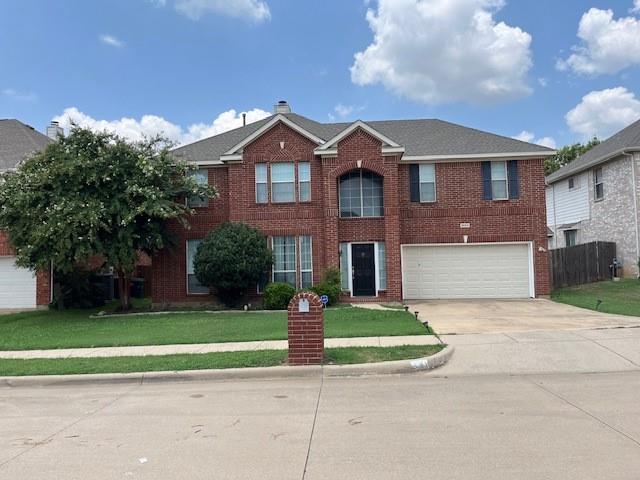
[2,0,640,148]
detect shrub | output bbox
[194,223,272,307]
[54,268,107,309]
[263,282,296,310]
[310,267,343,306]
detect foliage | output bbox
[54,268,107,309]
[310,267,343,306]
[263,282,296,310]
[0,127,214,310]
[194,222,272,306]
[544,137,600,176]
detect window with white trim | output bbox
[339,170,383,217]
[564,229,578,247]
[377,242,386,290]
[186,239,209,294]
[298,162,311,202]
[255,164,268,203]
[272,236,296,286]
[339,243,350,290]
[419,164,436,202]
[594,167,604,201]
[271,163,295,203]
[187,169,209,208]
[490,161,508,200]
[299,235,313,288]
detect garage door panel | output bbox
[402,244,531,300]
[0,257,37,308]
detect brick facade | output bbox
[152,120,551,305]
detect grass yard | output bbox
[551,279,640,317]
[0,306,428,351]
[0,345,444,376]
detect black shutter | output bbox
[410,164,420,202]
[481,161,492,200]
[508,160,519,199]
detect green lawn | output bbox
[0,345,444,376]
[551,279,640,317]
[0,306,428,351]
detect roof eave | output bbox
[400,151,556,163]
[546,147,640,184]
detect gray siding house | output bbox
[546,119,640,277]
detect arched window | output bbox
[339,170,383,218]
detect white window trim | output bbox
[271,162,296,203]
[299,236,313,288]
[255,163,268,204]
[186,239,209,295]
[419,163,436,203]
[272,236,297,286]
[187,168,209,208]
[298,162,311,202]
[568,177,575,190]
[490,161,509,201]
[594,168,604,201]
[338,170,384,218]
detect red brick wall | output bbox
[151,120,551,303]
[1,230,50,306]
[287,291,324,365]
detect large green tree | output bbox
[0,127,214,310]
[544,137,601,176]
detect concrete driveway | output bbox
[408,298,640,334]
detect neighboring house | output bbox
[152,101,554,305]
[0,119,59,309]
[546,119,640,278]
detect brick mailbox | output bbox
[287,292,324,365]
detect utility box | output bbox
[287,292,324,365]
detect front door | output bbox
[352,244,376,296]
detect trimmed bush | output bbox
[194,222,272,307]
[310,267,342,306]
[263,282,296,310]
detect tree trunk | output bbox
[117,269,132,311]
[53,280,65,310]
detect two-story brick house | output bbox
[152,101,554,305]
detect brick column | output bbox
[287,292,324,365]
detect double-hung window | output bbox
[299,236,313,288]
[298,162,311,202]
[186,239,209,294]
[490,161,508,200]
[594,167,604,201]
[419,164,436,202]
[255,164,268,203]
[272,236,297,286]
[187,169,209,208]
[271,163,295,203]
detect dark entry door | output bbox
[352,244,376,296]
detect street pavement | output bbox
[1,326,640,479]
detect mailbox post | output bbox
[287,292,324,365]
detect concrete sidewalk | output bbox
[0,335,442,360]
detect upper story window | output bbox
[255,164,268,204]
[255,162,310,204]
[339,170,384,218]
[482,160,519,201]
[419,164,436,202]
[568,177,575,189]
[298,162,311,202]
[187,169,209,208]
[594,167,604,201]
[271,163,295,202]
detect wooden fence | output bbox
[550,241,616,289]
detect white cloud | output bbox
[566,87,640,139]
[173,0,270,22]
[557,7,640,75]
[350,0,533,105]
[632,0,640,13]
[99,34,125,48]
[537,77,548,87]
[512,130,556,149]
[334,103,354,118]
[2,88,37,102]
[51,107,271,146]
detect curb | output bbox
[0,346,453,388]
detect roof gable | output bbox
[314,120,404,156]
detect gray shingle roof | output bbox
[171,112,553,163]
[0,119,53,171]
[546,118,640,184]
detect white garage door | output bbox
[0,257,37,308]
[402,244,532,299]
